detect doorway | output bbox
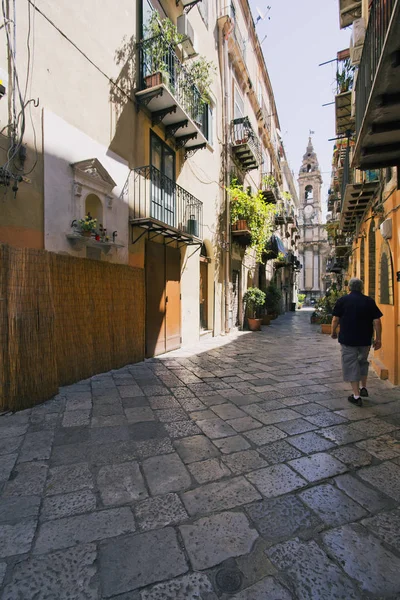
[200,244,208,330]
[145,240,181,357]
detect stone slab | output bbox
[0,496,41,524]
[164,420,201,438]
[0,562,5,587]
[99,528,188,597]
[334,473,394,513]
[258,439,303,464]
[304,412,348,427]
[362,508,400,552]
[134,492,188,531]
[40,490,97,521]
[34,507,135,554]
[286,432,336,454]
[213,436,251,454]
[196,418,237,439]
[356,435,400,460]
[180,511,258,570]
[267,538,360,600]
[246,464,307,498]
[1,543,98,599]
[0,435,24,456]
[211,404,247,420]
[0,453,18,483]
[124,407,155,424]
[97,462,148,506]
[45,464,93,496]
[275,418,317,435]
[222,450,268,475]
[0,519,37,558]
[3,462,48,497]
[230,577,293,600]
[330,446,373,468]
[62,410,90,428]
[182,476,261,517]
[188,458,231,484]
[322,523,400,595]
[142,453,191,495]
[227,416,262,432]
[288,452,347,482]
[141,573,216,600]
[174,435,220,464]
[244,426,287,446]
[299,483,367,526]
[358,461,400,501]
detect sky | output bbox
[248,0,350,212]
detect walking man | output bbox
[331,278,382,406]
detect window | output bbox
[360,237,365,283]
[368,220,376,299]
[234,83,244,119]
[202,103,213,145]
[379,242,394,304]
[307,164,311,172]
[150,132,176,226]
[305,185,313,201]
[142,0,166,38]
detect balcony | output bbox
[136,35,210,154]
[231,117,262,171]
[286,207,295,224]
[335,49,355,136]
[353,0,400,168]
[130,166,203,244]
[338,0,362,29]
[260,172,278,203]
[340,169,380,233]
[274,206,286,226]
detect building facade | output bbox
[297,138,329,303]
[0,0,298,365]
[328,0,400,384]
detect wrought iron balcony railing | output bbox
[137,35,209,138]
[132,166,203,239]
[355,0,396,136]
[231,117,262,170]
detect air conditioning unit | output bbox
[380,218,392,240]
[177,15,196,56]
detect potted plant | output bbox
[297,293,305,309]
[265,282,282,319]
[243,287,266,331]
[77,213,97,237]
[262,174,276,189]
[143,12,184,88]
[227,179,275,262]
[336,57,355,94]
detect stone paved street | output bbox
[1,309,400,599]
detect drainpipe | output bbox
[221,18,231,334]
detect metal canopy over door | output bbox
[145,241,181,357]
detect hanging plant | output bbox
[227,179,276,262]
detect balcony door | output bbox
[151,133,175,227]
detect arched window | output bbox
[368,220,376,299]
[360,237,365,284]
[307,164,311,172]
[379,242,394,305]
[305,185,313,201]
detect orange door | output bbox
[165,245,181,352]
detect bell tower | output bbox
[297,137,329,301]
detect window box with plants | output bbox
[227,179,275,262]
[243,287,266,331]
[274,252,287,268]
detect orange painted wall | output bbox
[354,183,400,385]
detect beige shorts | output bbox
[340,344,370,382]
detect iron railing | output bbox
[132,166,203,239]
[137,35,209,137]
[231,117,262,164]
[355,0,396,136]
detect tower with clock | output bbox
[297,137,330,302]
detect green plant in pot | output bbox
[336,57,355,94]
[265,282,282,318]
[243,287,266,331]
[297,293,305,309]
[262,174,276,189]
[143,12,184,87]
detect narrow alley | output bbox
[1,310,400,599]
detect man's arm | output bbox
[373,318,382,350]
[331,316,340,339]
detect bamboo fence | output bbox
[0,244,145,411]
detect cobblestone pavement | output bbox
[1,309,400,599]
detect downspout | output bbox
[222,18,230,334]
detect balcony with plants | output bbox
[227,179,275,261]
[130,165,203,244]
[338,0,362,29]
[353,0,400,168]
[136,13,214,153]
[231,117,262,171]
[335,50,355,137]
[260,173,279,204]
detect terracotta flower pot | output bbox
[234,220,248,231]
[248,317,263,331]
[262,315,272,326]
[321,324,332,334]
[82,231,92,238]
